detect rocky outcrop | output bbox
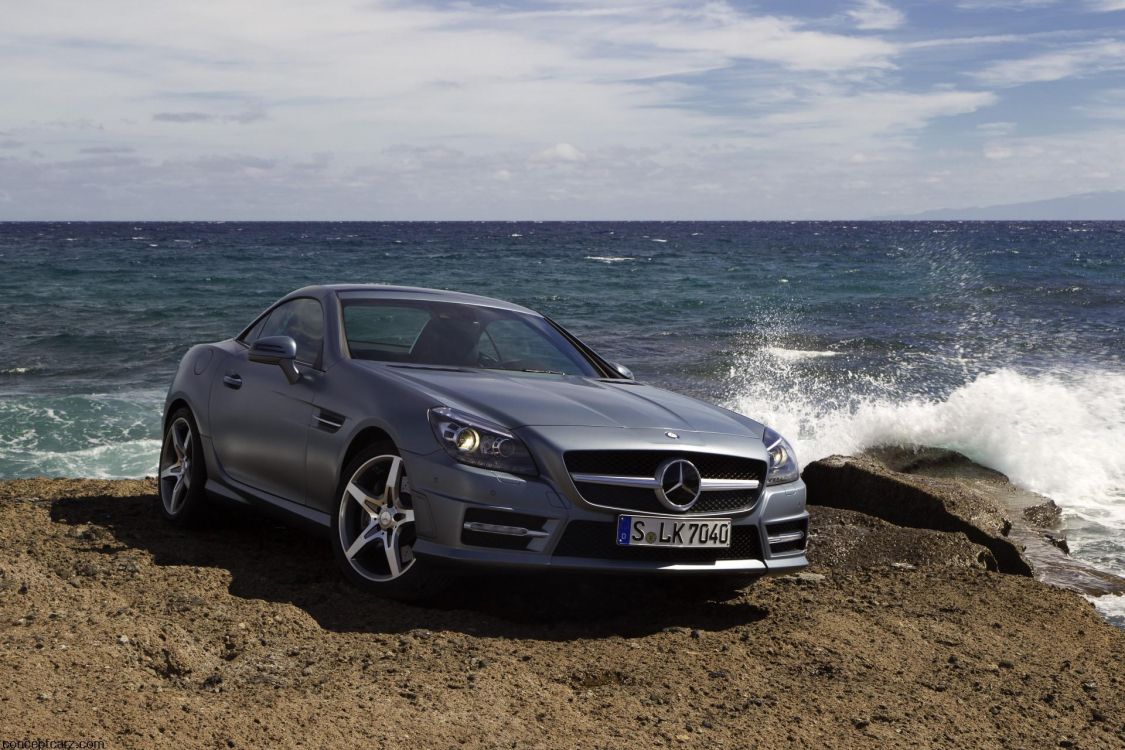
[802,448,1033,576]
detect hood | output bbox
[370,364,765,438]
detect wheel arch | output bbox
[164,398,193,429]
[340,425,397,480]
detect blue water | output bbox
[1,221,1123,621]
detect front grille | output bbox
[572,483,754,515]
[565,451,763,480]
[564,450,767,515]
[553,521,763,562]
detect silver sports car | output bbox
[160,285,808,598]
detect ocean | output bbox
[1,221,1122,623]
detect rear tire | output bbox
[157,408,209,526]
[330,444,445,602]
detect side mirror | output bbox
[611,362,634,380]
[249,335,301,384]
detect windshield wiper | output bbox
[519,368,565,375]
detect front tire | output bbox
[158,408,209,525]
[331,445,443,601]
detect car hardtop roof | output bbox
[288,284,541,316]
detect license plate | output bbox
[616,515,731,548]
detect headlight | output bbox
[762,426,800,485]
[427,406,538,476]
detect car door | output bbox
[209,297,325,505]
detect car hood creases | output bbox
[368,364,765,438]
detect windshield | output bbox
[341,299,601,377]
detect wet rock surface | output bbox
[802,449,1032,575]
[804,447,1125,598]
[1,477,1124,749]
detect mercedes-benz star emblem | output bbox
[654,458,702,511]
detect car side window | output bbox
[257,298,324,367]
[239,314,269,344]
[343,305,432,361]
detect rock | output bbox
[1023,500,1063,528]
[891,562,916,571]
[117,635,130,645]
[791,572,826,584]
[802,450,1032,575]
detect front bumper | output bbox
[402,437,809,576]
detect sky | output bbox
[1,0,1124,219]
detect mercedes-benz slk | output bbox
[159,285,809,598]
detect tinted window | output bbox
[258,298,324,366]
[480,319,581,375]
[343,305,431,360]
[239,314,268,344]
[341,299,598,376]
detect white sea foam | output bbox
[3,439,162,479]
[1089,594,1125,628]
[727,359,1125,605]
[584,256,634,264]
[761,347,838,362]
[0,390,164,480]
[727,366,1125,533]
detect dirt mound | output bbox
[2,478,1124,749]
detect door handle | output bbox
[222,374,243,389]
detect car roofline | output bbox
[285,284,541,316]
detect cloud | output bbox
[531,143,587,163]
[79,145,135,154]
[595,4,897,72]
[848,1,906,31]
[0,0,1119,218]
[153,112,213,123]
[956,0,1057,8]
[976,40,1125,86]
[0,139,24,149]
[153,110,265,124]
[975,121,1017,136]
[755,90,997,145]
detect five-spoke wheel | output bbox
[157,408,207,524]
[337,453,416,581]
[332,445,441,599]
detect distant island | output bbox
[886,190,1125,221]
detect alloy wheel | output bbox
[337,454,416,582]
[159,417,194,515]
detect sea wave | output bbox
[726,362,1125,580]
[1,439,161,479]
[761,347,838,362]
[727,366,1124,517]
[584,256,634,263]
[0,390,164,479]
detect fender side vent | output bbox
[314,409,345,432]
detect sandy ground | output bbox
[1,478,1123,749]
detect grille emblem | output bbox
[655,458,702,511]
